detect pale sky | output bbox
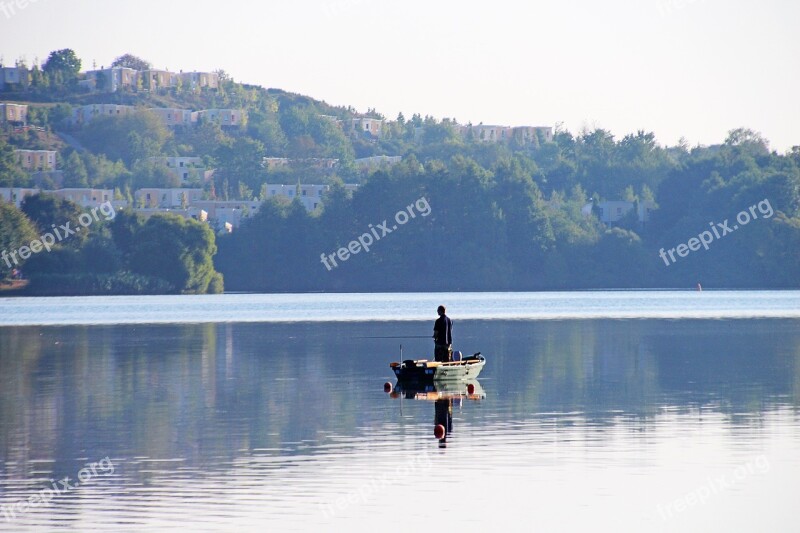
[2,0,798,151]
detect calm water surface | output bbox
[0,290,798,325]
[0,292,798,532]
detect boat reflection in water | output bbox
[387,380,485,448]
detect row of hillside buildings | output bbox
[11,149,211,185]
[0,183,359,233]
[580,200,657,225]
[80,68,220,93]
[1,101,245,130]
[68,104,245,128]
[5,99,553,149]
[431,124,554,145]
[1,64,219,94]
[330,117,554,145]
[10,148,402,181]
[463,124,554,144]
[1,183,655,236]
[14,149,58,171]
[263,155,403,172]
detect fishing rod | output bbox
[354,335,432,339]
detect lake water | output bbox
[0,291,799,532]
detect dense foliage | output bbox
[218,136,800,291]
[8,197,223,294]
[2,49,798,291]
[0,202,38,279]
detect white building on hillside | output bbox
[0,103,28,125]
[179,71,220,91]
[148,108,194,127]
[52,188,115,209]
[139,69,179,91]
[15,150,57,171]
[1,67,24,86]
[590,200,657,224]
[470,124,513,143]
[352,117,383,138]
[193,200,261,230]
[512,126,554,144]
[195,109,245,127]
[355,155,402,171]
[264,183,358,212]
[135,188,203,209]
[135,207,208,224]
[81,67,137,93]
[0,187,40,208]
[71,104,136,125]
[148,156,209,184]
[262,157,339,171]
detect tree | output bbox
[82,152,130,189]
[214,137,266,194]
[62,151,89,188]
[95,71,107,91]
[131,160,180,188]
[109,209,144,259]
[0,202,38,279]
[184,120,229,157]
[48,103,73,128]
[0,137,27,187]
[128,214,222,294]
[111,54,151,71]
[21,194,88,247]
[78,110,172,166]
[42,49,81,86]
[725,128,769,156]
[215,69,231,83]
[623,185,637,202]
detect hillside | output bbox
[1,49,799,293]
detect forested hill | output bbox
[217,140,800,291]
[1,50,799,293]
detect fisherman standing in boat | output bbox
[433,305,453,362]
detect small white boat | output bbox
[390,353,485,382]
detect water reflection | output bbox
[388,380,486,447]
[1,320,798,469]
[0,319,798,529]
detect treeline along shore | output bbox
[1,50,798,294]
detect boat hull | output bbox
[391,354,485,382]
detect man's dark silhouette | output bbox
[433,305,452,362]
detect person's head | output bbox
[437,305,446,316]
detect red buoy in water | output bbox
[434,424,446,439]
[467,383,475,395]
[384,382,393,393]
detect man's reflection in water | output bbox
[435,398,453,448]
[389,381,483,447]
